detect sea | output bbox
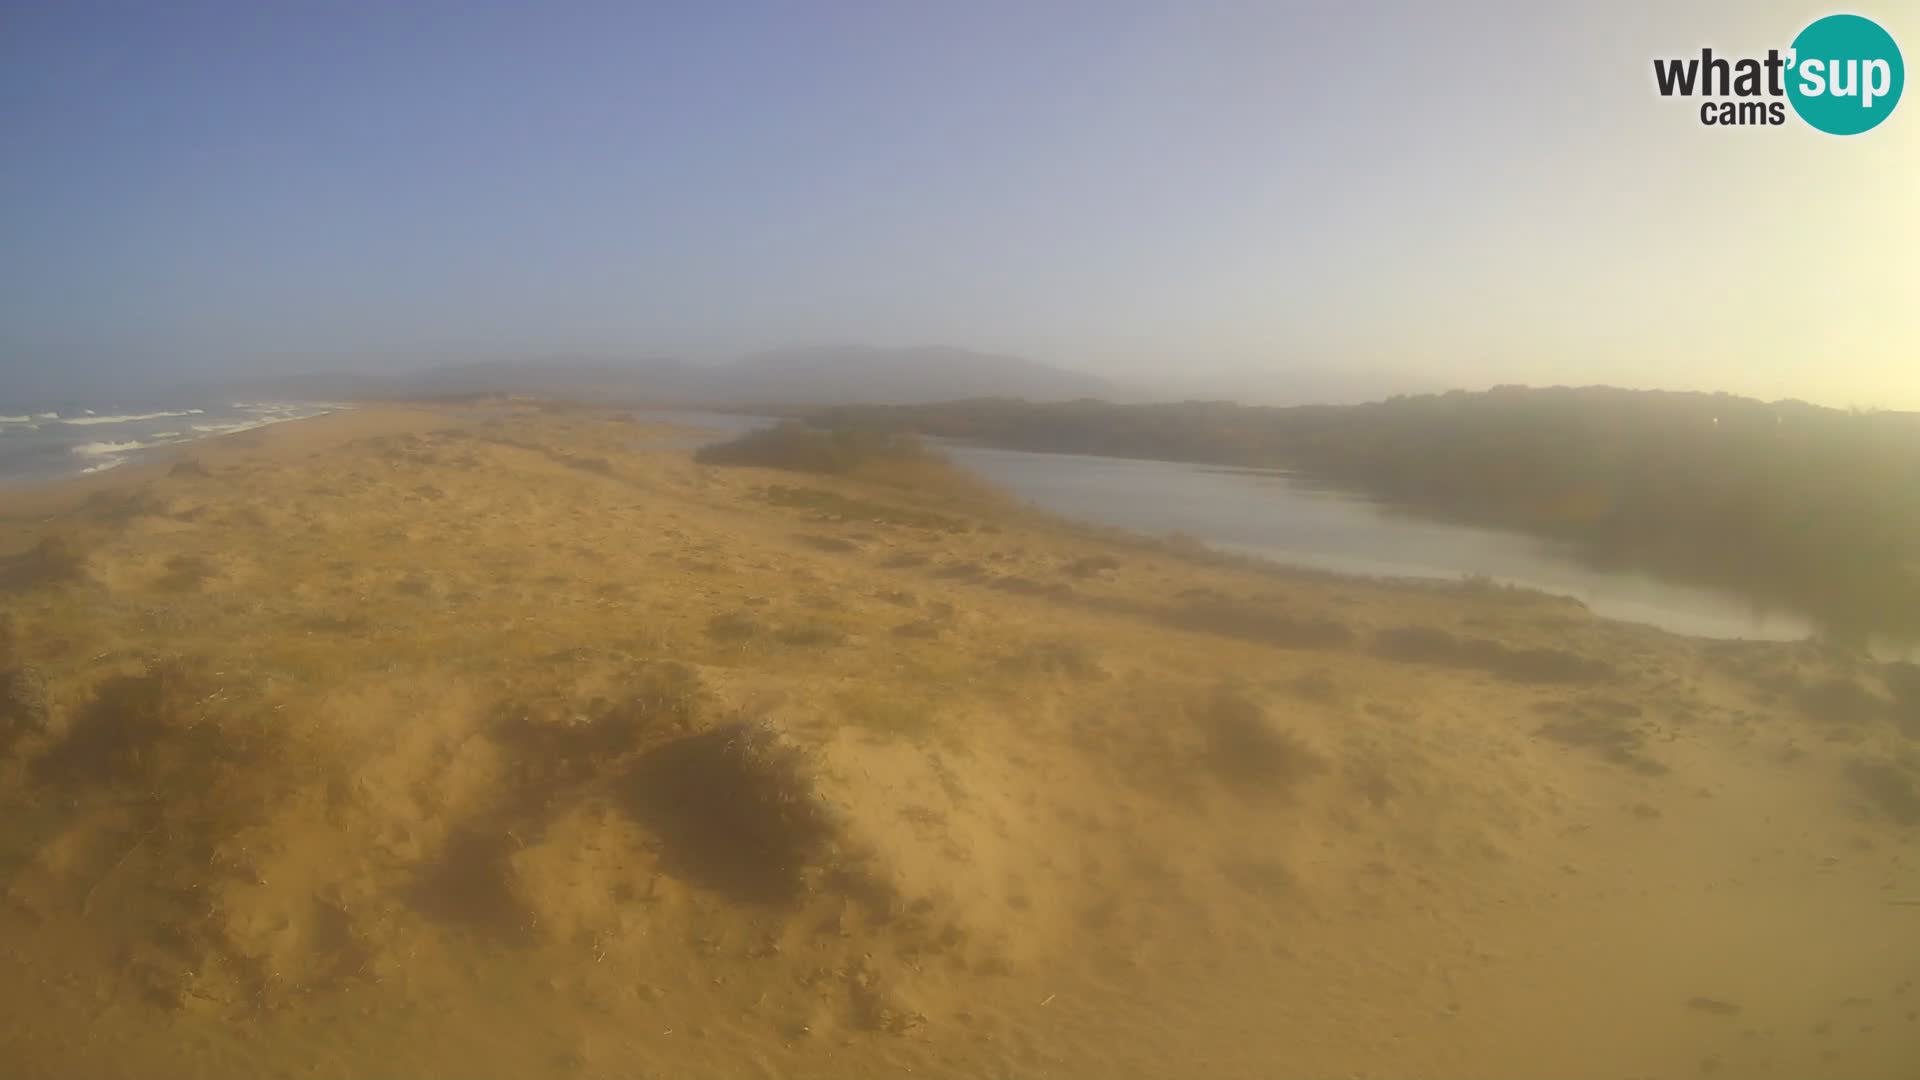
[0,399,346,486]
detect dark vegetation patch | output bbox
[1200,692,1327,791]
[1373,625,1614,684]
[479,435,620,477]
[795,533,860,554]
[880,551,931,570]
[1766,673,1894,728]
[26,659,287,881]
[1287,668,1343,705]
[80,487,174,523]
[987,575,1074,601]
[493,663,707,793]
[799,591,846,611]
[761,484,967,532]
[622,721,835,904]
[1063,554,1121,578]
[408,827,532,942]
[837,691,935,740]
[155,553,217,592]
[1221,858,1301,898]
[1846,758,1920,825]
[295,612,374,635]
[999,640,1103,680]
[1,534,91,592]
[0,665,51,754]
[394,573,437,598]
[374,434,442,467]
[892,618,945,640]
[706,611,763,643]
[696,422,933,475]
[413,664,713,937]
[0,660,302,1005]
[775,619,849,647]
[1160,600,1354,650]
[555,452,614,475]
[33,660,219,784]
[407,664,714,939]
[1887,662,1920,738]
[929,560,988,582]
[1533,699,1666,774]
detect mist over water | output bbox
[0,400,344,484]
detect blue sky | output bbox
[2,1,1914,406]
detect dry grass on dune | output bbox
[0,404,1916,1080]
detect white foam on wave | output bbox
[73,439,153,457]
[35,412,58,420]
[72,433,200,457]
[0,415,30,424]
[59,409,202,426]
[24,402,338,482]
[190,415,300,437]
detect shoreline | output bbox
[0,403,461,548]
[0,398,1835,654]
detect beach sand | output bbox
[1,403,1916,1078]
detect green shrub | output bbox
[695,422,932,475]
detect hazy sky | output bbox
[2,1,1914,406]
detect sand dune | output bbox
[0,404,1916,1079]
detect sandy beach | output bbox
[2,403,1916,1079]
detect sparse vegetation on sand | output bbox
[761,483,969,532]
[694,420,933,474]
[1199,691,1326,790]
[814,388,1920,641]
[0,402,1916,1080]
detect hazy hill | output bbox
[1138,363,1434,406]
[190,346,1119,408]
[720,345,1118,405]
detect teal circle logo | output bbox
[1787,14,1904,134]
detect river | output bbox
[647,410,1822,643]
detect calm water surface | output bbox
[647,410,1819,643]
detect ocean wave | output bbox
[73,440,151,457]
[71,434,196,457]
[190,415,300,436]
[0,415,30,424]
[34,412,58,420]
[232,400,351,413]
[59,409,203,426]
[79,456,128,475]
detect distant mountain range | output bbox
[1136,364,1439,407]
[5,343,1431,411]
[190,345,1124,409]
